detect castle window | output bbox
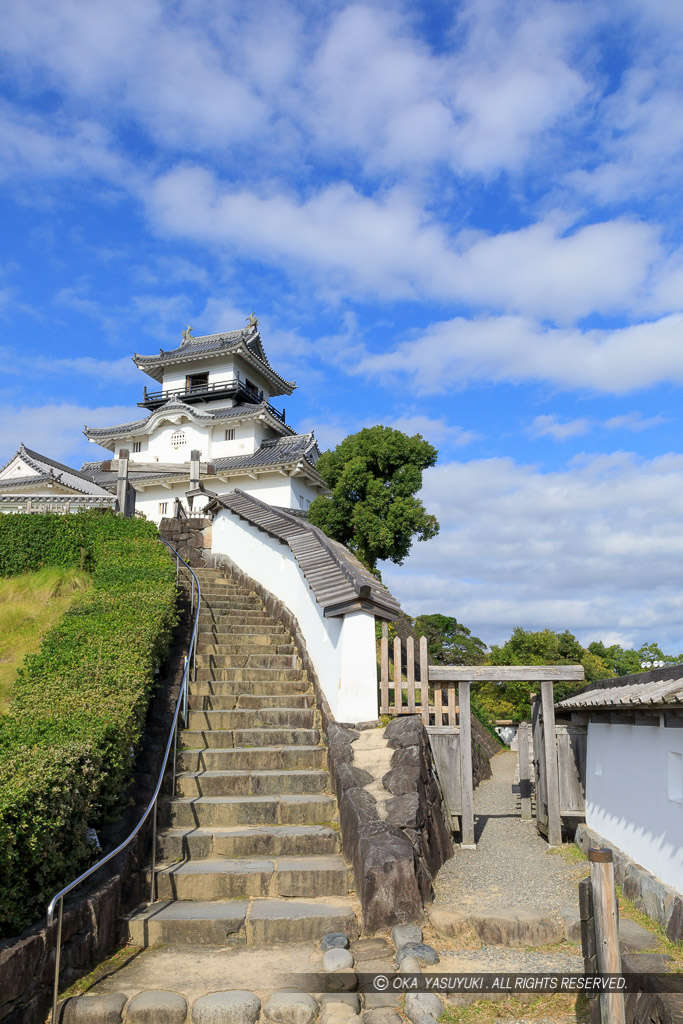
[158,502,168,515]
[225,428,235,441]
[170,430,186,449]
[133,441,142,453]
[186,372,208,392]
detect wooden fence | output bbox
[379,629,584,849]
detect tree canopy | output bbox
[308,425,439,572]
[412,613,486,665]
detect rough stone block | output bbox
[361,993,401,1010]
[469,907,563,948]
[558,905,582,944]
[391,924,422,949]
[382,766,421,797]
[666,895,683,942]
[618,917,658,953]
[390,746,420,769]
[350,938,392,961]
[192,991,261,1024]
[384,716,424,750]
[404,993,443,1024]
[427,906,472,940]
[62,993,127,1024]
[126,990,187,1024]
[335,764,374,795]
[385,794,422,830]
[356,821,422,933]
[263,991,319,1024]
[0,933,44,1007]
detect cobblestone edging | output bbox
[206,552,454,935]
[575,824,682,942]
[0,609,191,1024]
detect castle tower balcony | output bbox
[138,376,285,422]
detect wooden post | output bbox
[406,636,415,713]
[447,684,457,728]
[541,679,562,847]
[434,683,443,726]
[589,848,626,1024]
[116,448,133,518]
[393,637,401,714]
[419,636,429,726]
[380,623,389,715]
[458,680,475,848]
[518,721,532,820]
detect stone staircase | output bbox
[124,566,359,946]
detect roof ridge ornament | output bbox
[181,324,194,342]
[246,312,259,329]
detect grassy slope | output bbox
[0,567,90,712]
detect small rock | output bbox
[127,991,187,1024]
[362,1010,402,1024]
[619,918,658,953]
[320,993,360,1012]
[361,993,400,1010]
[192,990,261,1024]
[621,952,672,973]
[391,924,422,949]
[323,948,354,972]
[322,933,351,952]
[395,943,439,966]
[62,994,127,1024]
[350,938,392,961]
[324,969,358,993]
[264,991,319,1024]
[405,993,443,1024]
[398,957,421,975]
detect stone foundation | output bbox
[575,824,682,942]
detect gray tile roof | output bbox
[132,326,295,395]
[0,445,115,497]
[81,433,325,491]
[558,665,683,710]
[207,488,401,620]
[83,399,293,441]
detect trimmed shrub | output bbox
[0,511,178,937]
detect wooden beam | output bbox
[541,679,562,847]
[380,627,389,715]
[430,665,585,682]
[393,636,401,715]
[419,636,429,726]
[589,848,626,1024]
[459,680,475,848]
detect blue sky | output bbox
[2,0,683,652]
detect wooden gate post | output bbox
[458,680,475,848]
[589,848,626,1024]
[540,679,562,847]
[518,721,533,820]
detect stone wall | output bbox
[575,824,682,942]
[0,599,191,1024]
[159,517,212,567]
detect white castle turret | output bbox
[81,320,327,522]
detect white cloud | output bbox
[604,412,668,432]
[381,451,683,651]
[0,403,140,465]
[353,312,683,395]
[388,415,478,447]
[528,415,591,441]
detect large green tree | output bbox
[308,426,439,572]
[412,613,487,665]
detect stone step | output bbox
[199,643,297,656]
[176,769,329,798]
[153,855,350,900]
[194,653,300,670]
[180,727,321,749]
[157,824,341,860]
[190,680,312,696]
[124,898,358,947]
[197,627,289,640]
[194,667,308,682]
[199,586,258,596]
[160,793,338,828]
[177,745,327,772]
[187,693,315,711]
[202,596,264,607]
[198,610,276,622]
[185,708,318,731]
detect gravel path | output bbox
[433,750,587,915]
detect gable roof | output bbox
[207,488,401,620]
[83,398,294,447]
[0,444,115,498]
[557,664,683,710]
[132,326,296,396]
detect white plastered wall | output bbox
[586,721,683,892]
[211,510,378,723]
[135,472,311,524]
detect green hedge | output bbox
[0,511,178,937]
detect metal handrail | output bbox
[46,539,201,1024]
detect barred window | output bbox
[170,431,186,449]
